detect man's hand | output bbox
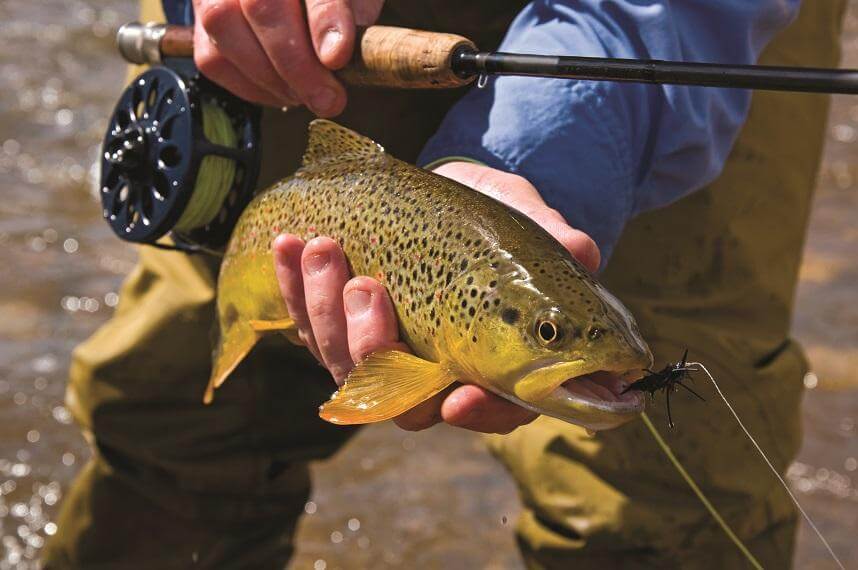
[192,0,384,115]
[272,162,600,433]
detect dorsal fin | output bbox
[302,120,385,168]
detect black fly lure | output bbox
[621,350,705,428]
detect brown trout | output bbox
[207,120,653,431]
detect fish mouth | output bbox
[554,369,645,414]
[511,360,648,431]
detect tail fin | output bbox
[204,317,295,403]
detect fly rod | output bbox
[118,21,858,94]
[101,21,858,250]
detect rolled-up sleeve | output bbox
[418,0,801,265]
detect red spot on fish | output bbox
[375,271,384,282]
[308,226,316,233]
[370,236,378,245]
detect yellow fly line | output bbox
[174,102,237,232]
[641,412,764,569]
[643,359,845,570]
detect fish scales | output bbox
[209,120,653,431]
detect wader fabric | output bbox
[488,2,846,568]
[44,1,844,568]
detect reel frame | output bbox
[100,62,260,250]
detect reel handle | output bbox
[117,22,476,89]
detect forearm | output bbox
[420,0,801,266]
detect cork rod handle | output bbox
[337,26,475,88]
[121,23,476,89]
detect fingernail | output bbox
[345,288,372,317]
[304,251,330,275]
[320,28,342,62]
[310,86,338,115]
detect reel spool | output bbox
[100,63,260,250]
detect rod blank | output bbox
[455,50,858,94]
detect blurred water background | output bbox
[0,1,856,568]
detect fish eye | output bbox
[535,318,562,345]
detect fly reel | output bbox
[100,60,260,250]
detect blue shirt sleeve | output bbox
[418,0,801,266]
[162,0,194,25]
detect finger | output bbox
[343,276,409,363]
[393,387,454,432]
[301,237,355,382]
[240,0,347,117]
[193,19,286,107]
[527,213,601,273]
[441,385,537,434]
[195,0,299,106]
[272,234,322,361]
[435,163,546,207]
[306,0,356,70]
[343,276,443,432]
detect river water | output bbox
[0,1,856,568]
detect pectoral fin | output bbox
[204,317,297,404]
[319,351,457,425]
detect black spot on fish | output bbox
[501,308,520,325]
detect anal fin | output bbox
[319,350,457,425]
[204,317,297,404]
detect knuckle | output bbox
[470,168,494,191]
[194,50,225,76]
[505,173,530,187]
[307,0,343,19]
[238,0,276,21]
[199,0,237,33]
[306,295,337,320]
[546,207,565,222]
[315,334,338,354]
[274,49,317,81]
